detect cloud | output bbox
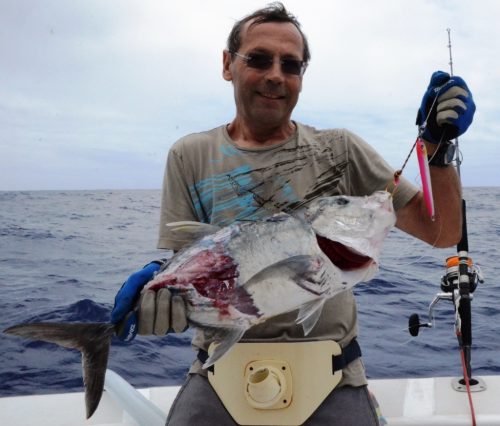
[1,0,499,190]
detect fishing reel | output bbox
[408,255,484,337]
[439,256,483,294]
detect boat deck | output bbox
[1,374,499,425]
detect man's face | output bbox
[223,21,305,130]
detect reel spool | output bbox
[407,256,483,337]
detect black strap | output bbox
[428,140,455,167]
[197,348,214,372]
[332,338,362,373]
[198,348,209,364]
[197,338,361,375]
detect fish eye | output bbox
[336,197,349,205]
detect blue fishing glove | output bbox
[416,71,476,143]
[111,260,188,341]
[110,262,162,341]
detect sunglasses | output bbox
[230,51,306,76]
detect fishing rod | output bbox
[445,27,477,393]
[407,28,485,426]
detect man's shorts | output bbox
[166,373,380,426]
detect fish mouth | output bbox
[316,234,373,271]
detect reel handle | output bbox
[408,313,431,337]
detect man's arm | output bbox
[396,141,462,248]
[396,70,475,248]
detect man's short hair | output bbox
[227,2,311,63]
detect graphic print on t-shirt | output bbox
[188,143,348,226]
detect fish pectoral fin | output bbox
[244,254,323,290]
[4,322,114,419]
[202,326,246,369]
[165,221,220,244]
[296,299,326,336]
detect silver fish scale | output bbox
[225,214,320,284]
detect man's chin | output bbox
[250,108,290,127]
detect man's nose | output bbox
[265,59,285,84]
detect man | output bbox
[111,3,475,425]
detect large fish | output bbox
[4,191,396,419]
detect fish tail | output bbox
[4,322,115,419]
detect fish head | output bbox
[297,191,396,271]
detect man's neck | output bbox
[227,119,296,149]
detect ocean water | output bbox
[1,188,499,397]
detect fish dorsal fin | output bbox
[165,221,220,245]
[296,299,326,336]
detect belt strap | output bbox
[198,338,361,374]
[331,338,362,373]
[198,350,214,372]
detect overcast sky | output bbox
[1,0,498,190]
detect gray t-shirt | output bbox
[157,122,418,386]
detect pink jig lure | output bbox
[416,137,435,221]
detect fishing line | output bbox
[394,335,422,346]
[385,190,444,269]
[427,139,446,164]
[386,224,444,268]
[392,83,445,184]
[459,336,478,426]
[391,254,439,267]
[446,28,477,426]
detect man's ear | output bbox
[222,50,233,82]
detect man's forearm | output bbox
[427,162,462,246]
[396,151,462,248]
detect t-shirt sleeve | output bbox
[157,144,199,250]
[343,129,419,211]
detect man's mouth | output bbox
[258,91,285,100]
